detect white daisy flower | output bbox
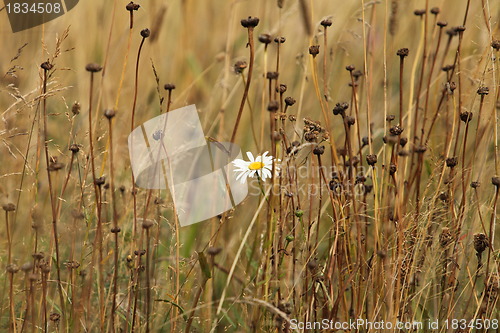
[232,151,280,183]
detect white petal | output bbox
[246,151,255,162]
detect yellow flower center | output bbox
[248,161,265,170]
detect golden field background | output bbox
[0,0,499,332]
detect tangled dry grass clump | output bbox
[0,0,499,332]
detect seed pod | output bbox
[85,63,102,73]
[397,48,409,58]
[69,144,80,153]
[266,71,279,80]
[164,83,176,91]
[234,60,247,74]
[126,2,140,11]
[366,154,377,166]
[446,157,458,168]
[41,61,53,71]
[437,21,448,27]
[2,203,16,212]
[258,33,272,45]
[267,101,279,112]
[141,28,151,38]
[313,145,325,156]
[473,233,488,254]
[470,181,480,189]
[477,87,489,96]
[459,112,473,123]
[284,97,296,106]
[309,45,320,57]
[104,109,116,119]
[320,19,332,27]
[389,125,404,136]
[241,16,260,28]
[207,247,222,256]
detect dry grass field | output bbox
[0,0,499,331]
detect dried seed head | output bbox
[6,264,19,274]
[164,83,176,91]
[345,65,355,72]
[400,137,408,147]
[71,102,81,115]
[104,109,116,119]
[126,2,140,11]
[94,176,106,187]
[332,102,348,116]
[65,260,81,270]
[447,81,457,93]
[69,144,80,153]
[470,181,480,189]
[446,157,458,168]
[389,125,404,136]
[343,116,354,126]
[2,202,16,212]
[442,64,454,72]
[307,259,318,271]
[459,112,473,123]
[258,33,272,45]
[397,48,409,58]
[277,83,287,94]
[473,233,489,254]
[141,28,151,38]
[85,63,102,73]
[267,101,279,112]
[492,40,500,51]
[313,145,325,156]
[477,87,489,96]
[41,61,53,71]
[141,219,155,229]
[266,71,279,80]
[288,115,296,122]
[455,25,466,32]
[32,252,45,261]
[49,157,64,171]
[386,115,395,122]
[49,313,61,323]
[234,60,247,74]
[446,28,458,37]
[430,7,440,15]
[389,164,397,175]
[414,9,426,16]
[21,262,34,272]
[492,176,500,187]
[320,19,332,27]
[309,45,320,57]
[366,154,377,166]
[274,36,286,44]
[361,136,369,147]
[437,21,448,28]
[439,227,453,247]
[111,227,121,233]
[207,247,222,256]
[439,192,448,201]
[414,145,427,153]
[241,16,260,28]
[352,70,363,80]
[284,96,296,106]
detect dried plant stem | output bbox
[230,26,255,143]
[107,114,120,332]
[41,65,66,326]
